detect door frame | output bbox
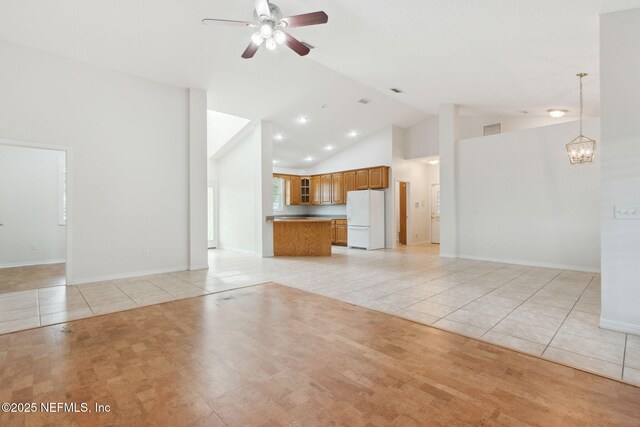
[430,183,440,244]
[394,179,410,246]
[0,138,74,285]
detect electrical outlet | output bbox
[143,250,150,257]
[30,244,37,251]
[614,206,640,219]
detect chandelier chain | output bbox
[579,74,583,135]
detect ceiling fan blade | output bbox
[241,42,260,59]
[284,33,311,56]
[282,11,328,28]
[202,18,256,27]
[254,0,271,19]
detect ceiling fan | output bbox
[202,0,328,59]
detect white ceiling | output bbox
[1,0,639,167]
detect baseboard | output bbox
[456,253,600,273]
[72,266,189,285]
[600,318,640,335]
[189,264,209,271]
[217,246,259,256]
[0,259,66,269]
[439,252,458,258]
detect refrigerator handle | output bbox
[346,197,351,221]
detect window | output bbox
[273,177,285,212]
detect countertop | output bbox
[272,218,333,223]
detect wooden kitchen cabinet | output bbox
[330,219,347,246]
[274,166,389,207]
[355,169,369,189]
[310,176,321,205]
[343,171,356,200]
[335,219,348,246]
[286,176,301,205]
[330,220,336,243]
[368,166,389,189]
[321,174,332,204]
[300,177,310,204]
[331,173,344,204]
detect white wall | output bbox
[189,89,209,270]
[0,145,66,267]
[213,122,273,256]
[457,114,576,140]
[207,110,250,160]
[404,116,439,160]
[308,127,393,175]
[600,8,640,334]
[457,119,601,271]
[0,41,190,284]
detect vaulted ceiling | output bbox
[2,0,639,167]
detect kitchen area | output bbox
[272,166,388,256]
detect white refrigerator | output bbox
[346,190,385,250]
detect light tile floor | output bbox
[0,244,638,387]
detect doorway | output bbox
[0,142,70,293]
[431,184,440,244]
[399,181,408,245]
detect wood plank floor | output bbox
[0,283,638,426]
[0,263,65,294]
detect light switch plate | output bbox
[614,206,640,219]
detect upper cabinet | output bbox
[286,176,301,205]
[343,171,356,201]
[274,166,389,206]
[355,169,369,190]
[331,173,344,205]
[368,166,389,189]
[300,177,310,205]
[310,176,321,205]
[321,174,332,204]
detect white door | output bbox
[347,190,370,227]
[431,184,440,244]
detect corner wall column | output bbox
[438,104,459,257]
[188,88,209,270]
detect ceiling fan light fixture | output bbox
[251,32,264,45]
[273,30,286,45]
[260,22,273,39]
[265,37,277,51]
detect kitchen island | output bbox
[272,218,332,256]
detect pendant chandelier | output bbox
[566,73,596,164]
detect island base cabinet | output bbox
[273,221,332,256]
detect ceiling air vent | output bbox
[390,88,404,94]
[483,123,501,136]
[358,98,371,105]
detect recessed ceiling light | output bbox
[304,156,313,162]
[390,88,404,94]
[428,159,440,165]
[358,98,371,105]
[297,116,309,124]
[548,109,568,118]
[348,130,359,138]
[274,133,284,141]
[272,160,279,164]
[324,145,334,151]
